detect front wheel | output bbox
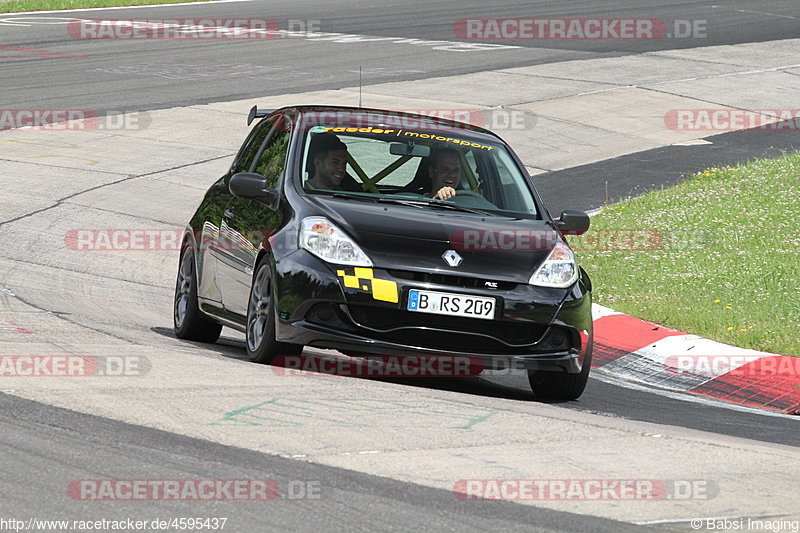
[528,342,592,401]
[174,246,222,343]
[246,260,303,364]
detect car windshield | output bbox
[298,121,540,218]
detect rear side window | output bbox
[253,128,291,188]
[232,119,273,173]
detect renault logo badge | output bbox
[442,250,463,267]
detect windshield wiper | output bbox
[329,193,379,203]
[329,193,492,215]
[378,196,493,215]
[330,194,428,210]
[422,201,494,216]
[374,197,426,209]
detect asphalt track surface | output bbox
[147,332,800,448]
[3,0,800,115]
[539,123,800,214]
[1,392,641,533]
[1,1,799,531]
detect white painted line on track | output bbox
[0,0,250,17]
[0,15,519,52]
[734,9,797,20]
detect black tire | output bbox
[246,260,303,364]
[174,245,222,343]
[528,341,592,401]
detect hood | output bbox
[307,195,561,283]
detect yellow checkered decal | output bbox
[336,268,399,303]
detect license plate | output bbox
[407,289,496,320]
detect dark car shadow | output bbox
[151,327,249,361]
[155,327,575,404]
[368,374,541,402]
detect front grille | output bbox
[346,305,548,354]
[387,270,516,291]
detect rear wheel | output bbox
[174,246,222,343]
[246,260,303,364]
[528,341,592,401]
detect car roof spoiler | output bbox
[247,106,274,126]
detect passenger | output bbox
[427,148,462,200]
[306,133,348,191]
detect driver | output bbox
[306,133,348,191]
[427,148,461,200]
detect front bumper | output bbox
[273,250,592,373]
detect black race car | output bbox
[174,105,593,400]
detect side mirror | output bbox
[555,209,590,236]
[229,172,278,206]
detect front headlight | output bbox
[529,241,578,288]
[299,217,373,266]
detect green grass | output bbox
[571,153,800,356]
[0,0,212,13]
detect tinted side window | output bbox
[232,119,273,173]
[253,127,291,188]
